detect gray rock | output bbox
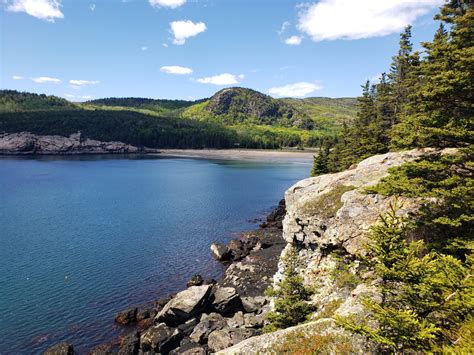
[226,311,244,328]
[229,328,259,345]
[207,329,233,352]
[170,337,206,355]
[118,332,140,355]
[212,287,243,315]
[177,317,199,336]
[43,342,74,355]
[241,296,268,314]
[189,313,227,344]
[0,132,151,155]
[210,243,230,261]
[243,313,264,328]
[156,285,212,326]
[140,323,182,353]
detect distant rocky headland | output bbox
[0,132,155,155]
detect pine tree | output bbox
[265,247,314,331]
[391,2,474,148]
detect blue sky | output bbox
[1,0,444,101]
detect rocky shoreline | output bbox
[44,200,287,355]
[0,132,156,155]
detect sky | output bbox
[1,0,445,101]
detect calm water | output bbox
[0,155,310,353]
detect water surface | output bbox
[0,155,310,353]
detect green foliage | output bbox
[264,247,314,332]
[0,90,77,112]
[85,97,200,113]
[338,203,474,352]
[330,262,362,290]
[367,148,473,257]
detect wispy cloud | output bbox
[64,94,92,101]
[12,75,24,80]
[197,73,242,86]
[149,0,186,9]
[89,3,96,11]
[170,20,207,45]
[160,66,193,75]
[278,21,290,35]
[32,76,61,84]
[69,79,100,88]
[6,0,64,22]
[297,0,443,42]
[141,46,148,51]
[268,82,323,98]
[284,35,302,45]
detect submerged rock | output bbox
[43,342,74,355]
[115,308,138,326]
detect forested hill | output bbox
[0,88,356,149]
[0,90,77,112]
[85,97,204,112]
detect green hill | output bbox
[182,88,356,133]
[0,90,77,112]
[0,88,357,149]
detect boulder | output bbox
[155,285,212,326]
[189,313,227,344]
[207,329,233,352]
[43,342,74,355]
[243,313,264,328]
[136,308,154,322]
[210,243,230,261]
[169,337,206,355]
[186,274,204,287]
[241,296,267,314]
[115,307,138,325]
[229,328,259,345]
[177,318,199,336]
[140,323,182,353]
[212,287,243,315]
[118,332,139,355]
[226,311,244,328]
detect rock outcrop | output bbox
[218,148,454,354]
[0,132,154,154]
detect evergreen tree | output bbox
[391,2,474,148]
[265,247,314,331]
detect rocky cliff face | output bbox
[221,148,453,354]
[0,132,152,154]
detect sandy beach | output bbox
[156,149,316,164]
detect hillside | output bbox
[0,90,77,112]
[85,97,202,115]
[182,88,356,133]
[0,88,357,149]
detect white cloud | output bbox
[160,65,193,75]
[284,35,302,45]
[149,0,186,8]
[89,3,96,11]
[141,46,148,51]
[268,82,323,98]
[162,43,169,47]
[238,74,245,79]
[197,73,241,86]
[6,0,64,22]
[32,76,61,84]
[278,21,290,35]
[12,75,24,80]
[170,20,206,45]
[69,79,100,86]
[297,0,442,42]
[63,94,92,101]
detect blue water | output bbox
[0,155,310,353]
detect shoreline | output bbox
[156,149,315,164]
[71,200,288,354]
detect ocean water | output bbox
[0,155,310,353]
